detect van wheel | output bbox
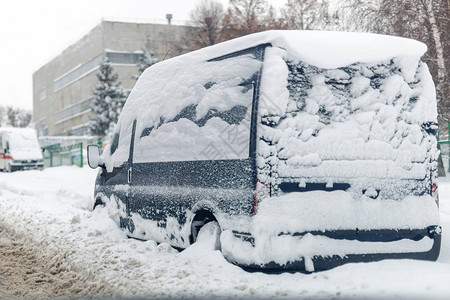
[190,210,217,244]
[93,199,105,211]
[196,221,221,251]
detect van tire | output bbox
[93,198,105,211]
[190,210,218,244]
[196,221,221,251]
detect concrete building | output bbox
[33,19,187,136]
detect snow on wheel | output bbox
[195,221,221,251]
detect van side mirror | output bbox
[87,145,103,169]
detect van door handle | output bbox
[128,167,132,184]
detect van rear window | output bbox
[257,50,438,200]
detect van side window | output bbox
[110,132,119,155]
[102,121,135,172]
[133,52,263,163]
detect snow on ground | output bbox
[0,166,449,299]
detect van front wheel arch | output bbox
[190,210,219,245]
[93,198,105,210]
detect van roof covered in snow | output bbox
[156,30,427,69]
[0,127,37,134]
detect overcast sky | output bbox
[0,0,285,110]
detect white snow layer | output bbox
[0,166,450,298]
[150,30,427,70]
[253,192,439,233]
[221,231,434,268]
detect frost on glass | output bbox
[133,54,261,163]
[103,121,134,172]
[257,56,438,201]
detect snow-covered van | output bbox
[88,31,441,271]
[0,127,44,172]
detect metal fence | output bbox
[40,136,102,168]
[43,143,84,168]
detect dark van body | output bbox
[89,31,441,272]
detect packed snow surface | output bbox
[0,166,449,298]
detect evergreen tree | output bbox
[0,106,6,126]
[133,40,158,80]
[1,106,32,128]
[17,110,32,128]
[7,106,19,127]
[90,58,129,137]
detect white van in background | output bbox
[0,128,44,172]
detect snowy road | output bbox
[0,224,106,299]
[0,166,450,299]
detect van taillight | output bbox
[254,180,269,215]
[432,183,439,205]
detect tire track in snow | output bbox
[0,224,110,299]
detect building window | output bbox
[39,119,48,137]
[106,51,142,65]
[53,51,144,92]
[54,97,94,124]
[53,55,103,92]
[69,122,91,136]
[39,88,47,100]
